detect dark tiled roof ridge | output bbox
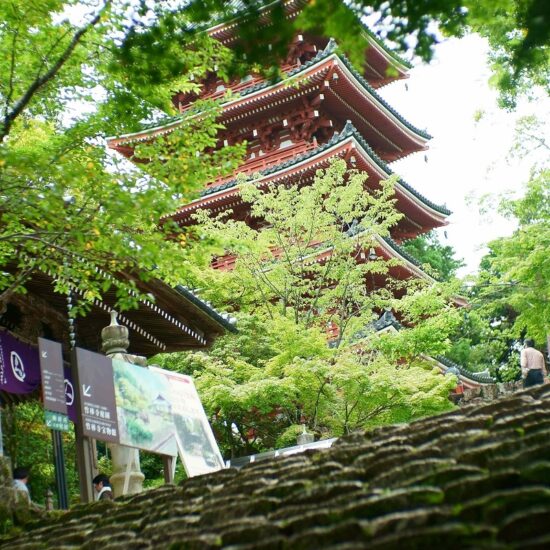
[197,121,450,219]
[436,354,496,384]
[175,284,237,333]
[6,384,550,549]
[381,234,431,272]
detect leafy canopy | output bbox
[0,0,247,311]
[194,159,402,346]
[155,160,462,458]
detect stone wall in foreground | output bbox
[459,380,523,406]
[2,383,550,549]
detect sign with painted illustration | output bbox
[74,348,224,477]
[150,367,225,476]
[112,359,177,456]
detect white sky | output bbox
[378,34,549,276]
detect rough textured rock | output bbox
[3,384,550,548]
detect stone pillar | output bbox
[297,425,314,445]
[101,311,146,498]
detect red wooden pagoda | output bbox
[108,0,491,387]
[109,2,449,284]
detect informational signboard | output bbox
[74,347,224,477]
[75,348,120,443]
[45,410,70,431]
[38,338,70,432]
[38,338,67,414]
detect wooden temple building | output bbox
[107,0,492,387]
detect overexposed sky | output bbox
[379,34,548,276]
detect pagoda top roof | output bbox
[109,40,430,158]
[202,0,411,74]
[197,121,448,217]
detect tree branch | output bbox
[0,3,109,140]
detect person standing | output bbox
[521,339,547,388]
[12,466,31,503]
[92,473,114,500]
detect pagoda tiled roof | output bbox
[110,39,429,147]
[224,39,430,139]
[237,39,424,131]
[197,121,450,217]
[204,0,412,72]
[174,285,237,334]
[6,384,550,548]
[381,234,430,269]
[352,309,494,386]
[436,355,496,385]
[360,23,412,71]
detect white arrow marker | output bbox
[42,351,47,358]
[82,384,92,397]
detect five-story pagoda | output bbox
[108,0,450,321]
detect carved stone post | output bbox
[101,311,146,497]
[297,425,314,445]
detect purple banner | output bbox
[0,330,76,422]
[0,330,41,394]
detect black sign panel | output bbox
[38,338,67,415]
[75,348,120,443]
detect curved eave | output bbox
[172,124,448,231]
[375,235,434,282]
[361,27,411,73]
[107,48,430,154]
[11,265,233,356]
[333,53,429,143]
[174,285,237,334]
[347,137,450,230]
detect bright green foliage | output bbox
[402,231,464,281]
[446,307,520,381]
[1,402,79,506]
[159,159,461,457]
[464,0,550,109]
[155,311,456,457]
[194,160,402,346]
[447,169,549,379]
[0,0,245,312]
[375,282,464,363]
[445,117,549,380]
[482,170,550,344]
